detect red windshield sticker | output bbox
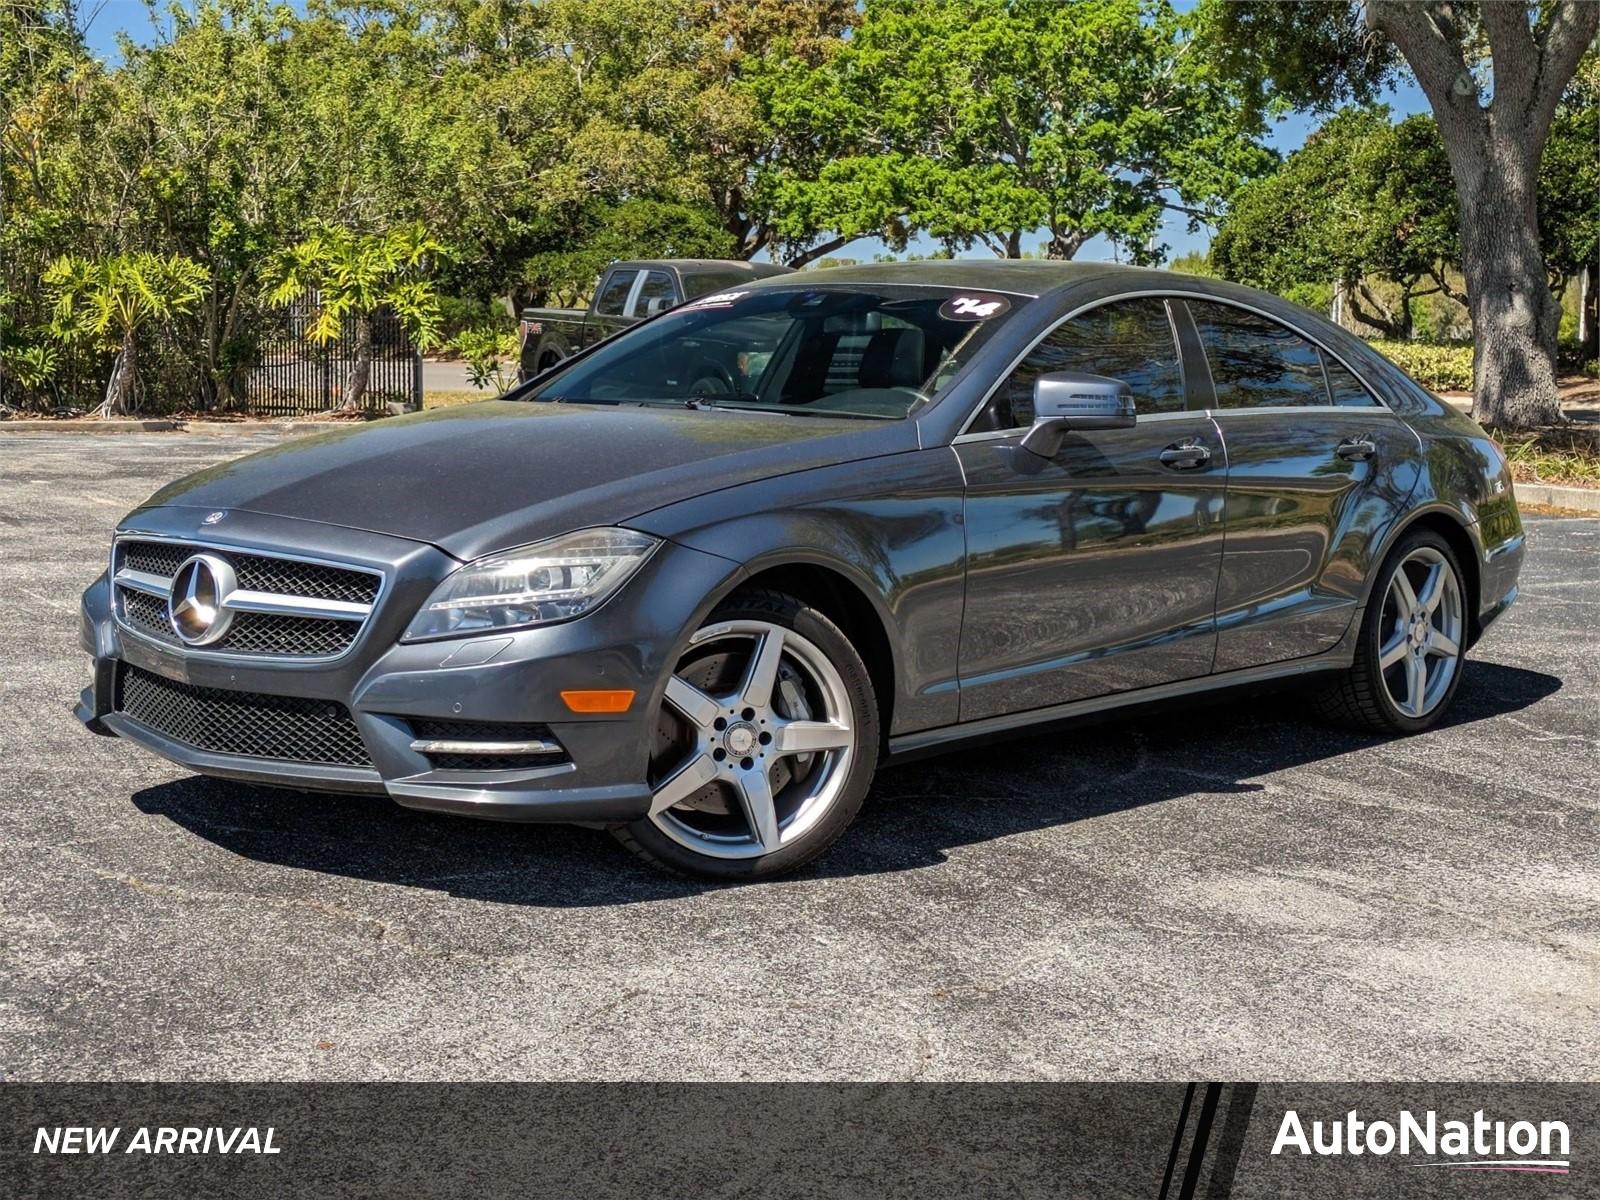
[939,294,1010,321]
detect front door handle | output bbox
[1336,437,1377,462]
[1159,441,1211,470]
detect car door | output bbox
[953,297,1228,721]
[584,268,639,347]
[1178,299,1421,671]
[631,269,680,319]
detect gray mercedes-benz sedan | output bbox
[77,262,1525,878]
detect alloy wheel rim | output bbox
[647,619,855,860]
[1378,546,1464,719]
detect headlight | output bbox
[404,528,659,641]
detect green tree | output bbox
[1538,71,1599,353]
[1,0,117,409]
[1213,108,1459,339]
[44,252,209,416]
[101,0,323,408]
[757,0,1273,265]
[1198,0,1600,428]
[266,223,444,411]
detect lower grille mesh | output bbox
[116,665,373,767]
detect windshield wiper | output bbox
[682,393,763,410]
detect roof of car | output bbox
[738,258,1176,298]
[610,259,791,275]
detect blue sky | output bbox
[78,0,1432,264]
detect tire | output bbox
[613,589,879,879]
[525,330,573,379]
[1316,528,1469,735]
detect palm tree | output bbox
[266,223,444,412]
[45,253,209,417]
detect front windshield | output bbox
[527,284,1026,420]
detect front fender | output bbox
[631,449,968,735]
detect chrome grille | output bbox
[231,555,379,604]
[115,664,373,767]
[112,538,381,661]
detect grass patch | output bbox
[1496,426,1600,488]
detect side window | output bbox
[1188,301,1329,409]
[1323,352,1382,407]
[592,270,637,317]
[978,298,1185,431]
[633,270,677,316]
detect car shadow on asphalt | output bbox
[130,660,1561,907]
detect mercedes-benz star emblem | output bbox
[202,511,227,525]
[167,553,238,645]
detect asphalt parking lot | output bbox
[1,430,1595,1082]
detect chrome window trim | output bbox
[952,408,1199,445]
[953,288,1388,439]
[109,533,387,665]
[1201,405,1391,418]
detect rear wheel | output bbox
[1317,529,1468,734]
[613,590,878,879]
[529,330,573,375]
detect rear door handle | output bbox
[1336,437,1377,462]
[1159,441,1211,470]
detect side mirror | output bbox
[644,296,674,317]
[1020,370,1136,458]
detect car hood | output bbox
[138,400,918,561]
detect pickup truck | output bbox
[519,258,792,380]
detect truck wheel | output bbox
[528,331,573,376]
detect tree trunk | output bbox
[1368,0,1598,431]
[96,329,138,418]
[1581,261,1597,358]
[1350,281,1409,340]
[341,314,373,413]
[1455,143,1564,428]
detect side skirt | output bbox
[886,645,1358,763]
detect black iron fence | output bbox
[244,304,422,416]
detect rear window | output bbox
[1323,353,1382,407]
[529,286,1027,420]
[681,270,750,296]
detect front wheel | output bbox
[1317,529,1468,734]
[613,590,879,879]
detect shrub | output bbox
[1368,340,1474,392]
[452,325,521,394]
[437,295,513,344]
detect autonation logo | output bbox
[1273,1109,1571,1174]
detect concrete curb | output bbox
[181,421,358,436]
[0,418,180,433]
[0,418,360,436]
[1515,482,1600,512]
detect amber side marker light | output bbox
[560,689,636,714]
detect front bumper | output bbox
[78,508,742,824]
